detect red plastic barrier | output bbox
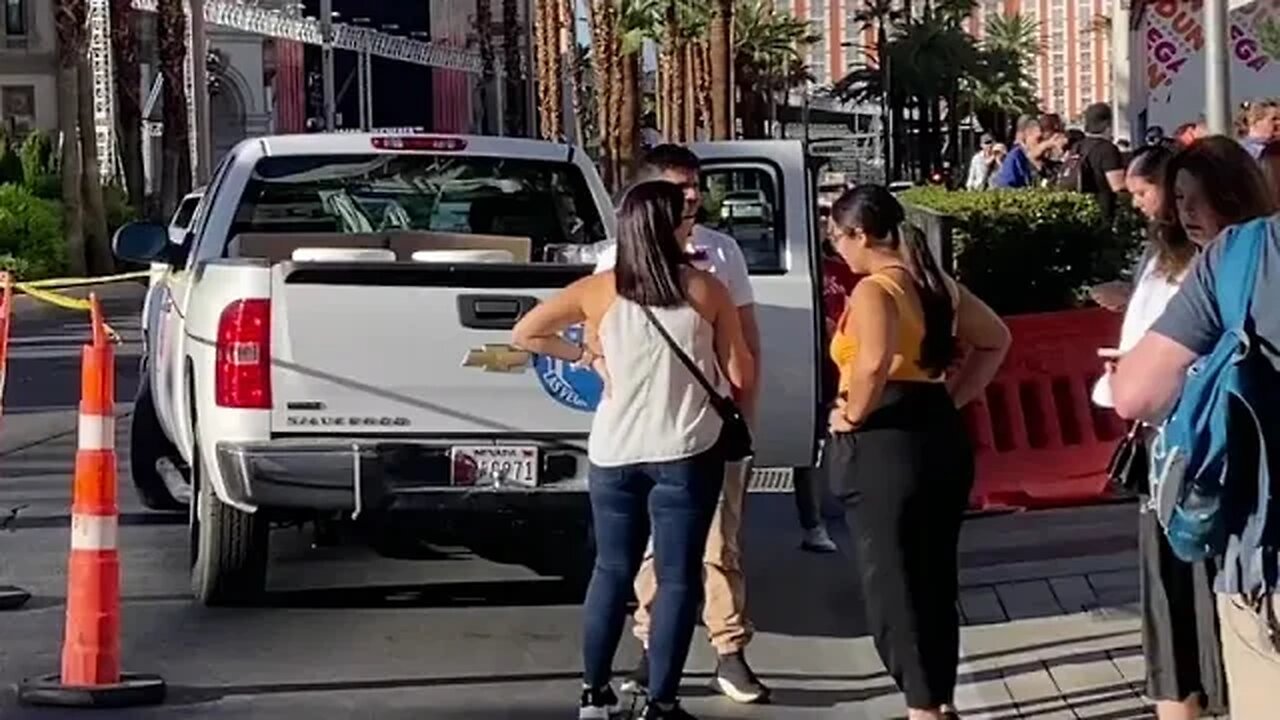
[962,307,1127,511]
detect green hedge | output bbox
[0,183,66,279]
[900,187,1142,315]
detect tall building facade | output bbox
[778,0,1113,122]
[0,0,58,135]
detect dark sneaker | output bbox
[619,651,649,695]
[578,684,621,719]
[640,700,698,719]
[710,651,770,704]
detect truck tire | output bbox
[128,376,185,511]
[188,421,269,606]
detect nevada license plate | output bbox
[450,445,539,487]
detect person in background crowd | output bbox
[1173,120,1208,148]
[1258,140,1280,203]
[1236,99,1279,159]
[825,185,1010,720]
[1146,126,1167,147]
[1075,103,1127,225]
[1111,142,1280,720]
[965,133,1001,190]
[640,112,662,150]
[1088,146,1170,311]
[594,145,771,706]
[1094,143,1231,720]
[790,232,864,553]
[513,181,756,720]
[992,115,1045,189]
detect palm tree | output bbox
[110,0,144,215]
[54,0,86,275]
[966,13,1040,142]
[734,0,817,139]
[157,0,191,217]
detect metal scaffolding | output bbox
[90,0,487,178]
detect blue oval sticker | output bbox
[534,324,603,412]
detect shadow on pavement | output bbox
[162,670,586,706]
[255,578,583,609]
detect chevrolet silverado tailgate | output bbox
[268,262,599,437]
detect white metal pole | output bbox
[1204,0,1231,135]
[1110,0,1132,142]
[364,48,374,129]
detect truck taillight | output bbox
[216,299,271,409]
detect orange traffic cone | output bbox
[0,271,29,612]
[17,294,165,707]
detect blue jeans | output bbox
[582,445,725,703]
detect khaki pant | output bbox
[1217,593,1280,719]
[632,459,752,655]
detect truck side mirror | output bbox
[114,222,184,265]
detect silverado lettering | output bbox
[286,416,411,427]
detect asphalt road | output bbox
[0,285,1141,719]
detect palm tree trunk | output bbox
[476,0,496,134]
[157,0,191,218]
[683,43,696,140]
[78,58,111,274]
[708,0,732,140]
[534,0,561,139]
[619,51,639,183]
[109,0,144,215]
[55,0,85,276]
[501,0,523,135]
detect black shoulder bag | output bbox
[639,306,754,461]
[1106,422,1149,497]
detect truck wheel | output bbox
[189,431,269,606]
[128,376,185,511]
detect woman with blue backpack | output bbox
[1096,137,1275,719]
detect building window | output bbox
[4,0,24,36]
[2,86,35,135]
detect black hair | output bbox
[639,144,701,181]
[614,180,689,308]
[1083,102,1112,135]
[1127,143,1171,182]
[830,185,955,377]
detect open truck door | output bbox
[691,140,821,469]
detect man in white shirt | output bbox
[594,144,768,704]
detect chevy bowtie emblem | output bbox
[462,344,531,373]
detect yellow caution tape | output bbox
[11,281,126,342]
[20,271,151,289]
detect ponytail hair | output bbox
[830,185,956,377]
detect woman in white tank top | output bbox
[513,181,755,720]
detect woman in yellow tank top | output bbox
[824,186,1010,720]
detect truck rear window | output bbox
[227,154,607,263]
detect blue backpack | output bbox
[1149,218,1278,570]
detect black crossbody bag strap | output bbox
[639,305,731,414]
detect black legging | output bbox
[826,382,975,709]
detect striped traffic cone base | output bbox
[0,585,30,610]
[17,673,166,708]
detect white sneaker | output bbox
[800,525,838,553]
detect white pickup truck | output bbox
[113,133,820,606]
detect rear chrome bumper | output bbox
[214,437,590,514]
